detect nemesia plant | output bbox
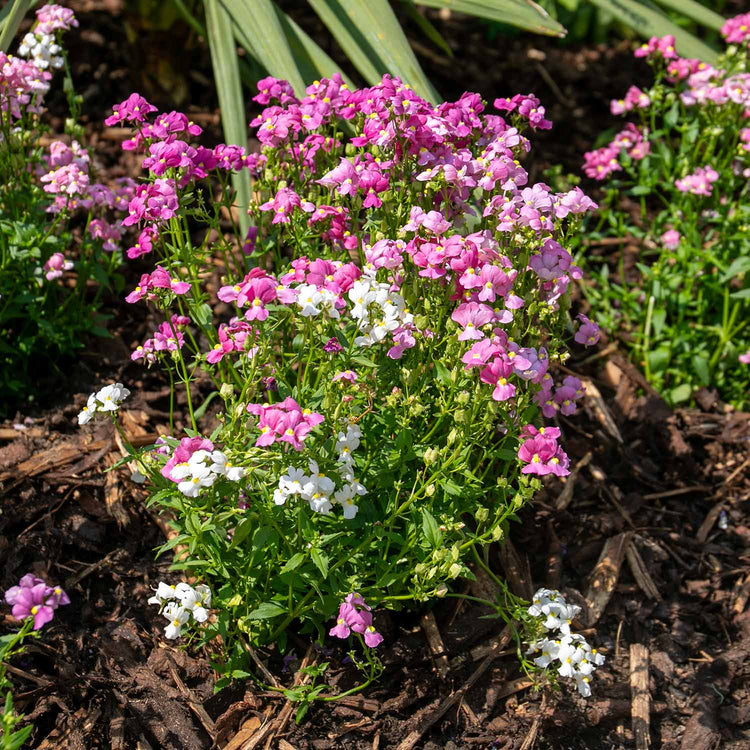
[579,15,750,407]
[99,72,600,690]
[1,575,70,747]
[0,4,128,411]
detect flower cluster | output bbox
[273,423,366,517]
[77,382,130,424]
[329,593,383,647]
[110,70,601,654]
[525,588,604,697]
[131,314,190,363]
[674,166,719,196]
[148,581,211,639]
[16,4,77,72]
[4,574,70,630]
[158,437,244,497]
[583,123,650,180]
[247,398,324,451]
[43,251,73,280]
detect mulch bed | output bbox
[2,3,749,748]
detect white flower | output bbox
[94,382,130,412]
[178,583,212,623]
[273,488,288,505]
[305,460,335,495]
[307,491,332,515]
[333,484,359,519]
[296,284,322,317]
[163,602,191,639]
[574,672,592,698]
[177,461,216,497]
[210,450,245,481]
[279,466,308,495]
[77,394,98,425]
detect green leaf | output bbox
[280,552,306,573]
[247,601,287,620]
[0,0,35,52]
[629,185,651,196]
[193,390,220,420]
[205,0,251,237]
[311,548,329,578]
[692,355,709,386]
[650,0,725,32]
[720,257,750,283]
[398,1,453,57]
[585,0,718,63]
[228,517,255,549]
[307,0,441,103]
[192,302,214,327]
[273,7,356,89]
[669,383,692,403]
[421,508,442,547]
[220,0,306,94]
[729,288,750,300]
[414,0,565,37]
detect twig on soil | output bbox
[109,701,126,750]
[241,637,281,688]
[642,486,712,501]
[396,628,518,750]
[555,450,592,511]
[630,644,651,750]
[626,541,661,601]
[3,663,53,687]
[470,625,513,662]
[696,501,725,544]
[498,538,533,600]
[722,455,749,487]
[164,651,216,740]
[582,378,623,444]
[421,610,449,678]
[64,548,123,588]
[584,532,632,627]
[732,573,750,614]
[519,692,547,750]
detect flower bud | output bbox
[475,506,489,524]
[425,483,436,497]
[220,383,234,400]
[457,391,470,405]
[447,428,459,445]
[454,409,466,423]
[424,447,439,465]
[435,584,448,597]
[448,563,462,579]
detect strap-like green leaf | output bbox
[219,0,306,94]
[205,0,251,237]
[414,0,566,37]
[0,0,35,52]
[307,0,441,103]
[399,1,454,57]
[650,0,725,34]
[585,0,718,63]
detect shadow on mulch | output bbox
[1,2,750,749]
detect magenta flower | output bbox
[44,252,73,280]
[329,594,383,647]
[739,351,750,364]
[517,436,570,477]
[162,436,215,482]
[480,357,516,401]
[528,239,572,281]
[721,13,750,44]
[451,302,494,340]
[105,93,157,126]
[4,575,69,630]
[122,178,179,227]
[575,314,600,347]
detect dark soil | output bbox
[2,3,749,749]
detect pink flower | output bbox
[517,435,570,477]
[721,13,750,44]
[480,357,516,401]
[574,314,600,347]
[451,302,494,340]
[675,166,719,196]
[127,225,159,259]
[105,93,157,126]
[162,436,215,482]
[5,574,69,630]
[258,187,315,224]
[329,594,383,647]
[121,178,179,226]
[246,398,323,450]
[528,239,572,281]
[739,350,750,364]
[44,252,73,280]
[332,370,358,383]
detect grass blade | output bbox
[650,0,725,34]
[307,0,441,103]
[0,0,35,52]
[205,0,251,237]
[398,1,453,57]
[585,0,718,63]
[220,0,306,95]
[414,0,566,37]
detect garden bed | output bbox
[1,2,749,749]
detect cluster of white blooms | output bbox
[77,382,130,424]
[525,588,605,698]
[348,274,413,347]
[173,450,244,498]
[18,32,64,69]
[296,284,341,318]
[273,423,366,518]
[148,581,211,639]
